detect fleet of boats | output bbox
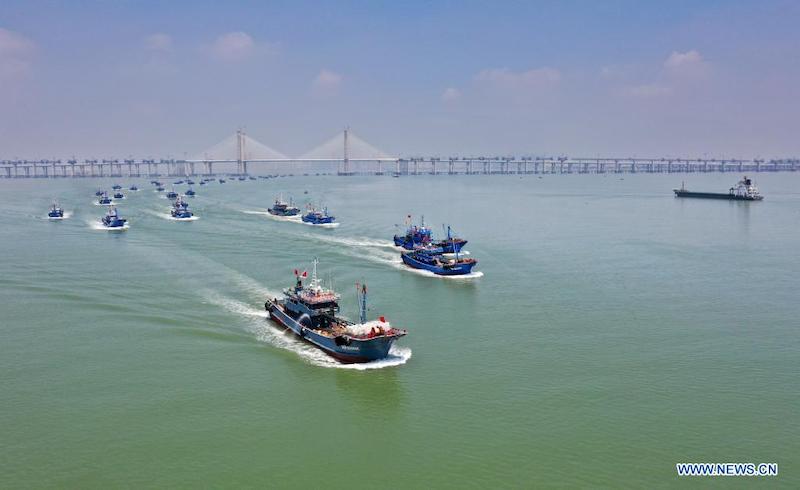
[45,175,770,364]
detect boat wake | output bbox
[242,210,303,222]
[396,264,484,280]
[205,293,411,369]
[87,220,130,231]
[142,209,200,221]
[45,211,72,220]
[302,221,339,228]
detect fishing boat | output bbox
[47,202,64,219]
[249,176,256,181]
[267,196,300,216]
[219,178,226,184]
[185,187,196,197]
[112,184,122,190]
[156,185,165,192]
[166,189,178,199]
[98,192,113,205]
[302,205,336,225]
[113,191,125,200]
[100,207,128,229]
[173,180,184,185]
[170,196,193,219]
[186,180,195,185]
[393,216,467,253]
[150,180,159,185]
[199,181,207,186]
[674,176,764,201]
[401,248,477,276]
[95,189,105,197]
[238,176,246,181]
[129,185,139,191]
[264,260,407,363]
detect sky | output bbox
[0,0,798,160]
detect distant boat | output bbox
[268,196,300,216]
[219,179,226,184]
[100,207,128,229]
[112,184,122,190]
[95,189,105,196]
[156,185,165,192]
[674,176,764,201]
[166,189,178,199]
[185,187,196,197]
[47,202,64,219]
[186,180,195,185]
[302,205,336,225]
[171,196,194,220]
[113,191,124,199]
[98,192,113,205]
[401,249,477,276]
[394,216,467,253]
[129,185,139,191]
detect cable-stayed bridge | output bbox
[1,129,798,177]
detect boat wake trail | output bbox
[241,209,302,222]
[204,292,411,369]
[87,220,129,231]
[142,209,200,221]
[394,265,485,280]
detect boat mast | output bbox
[359,283,367,324]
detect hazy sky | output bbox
[1,0,798,159]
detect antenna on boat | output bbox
[357,282,367,324]
[310,257,321,292]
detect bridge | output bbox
[1,129,798,178]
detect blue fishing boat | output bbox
[113,191,124,199]
[100,207,128,229]
[173,180,184,185]
[129,185,139,191]
[264,260,407,363]
[185,187,196,197]
[199,181,207,186]
[98,192,113,205]
[238,176,246,181]
[156,185,165,192]
[112,184,122,190]
[186,180,195,185]
[249,176,256,181]
[268,196,300,216]
[95,189,105,197]
[47,202,64,219]
[150,180,159,185]
[401,248,477,276]
[171,196,193,219]
[166,189,178,199]
[219,178,226,184]
[393,216,467,253]
[302,205,336,225]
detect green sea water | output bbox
[0,173,798,488]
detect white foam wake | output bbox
[88,220,130,231]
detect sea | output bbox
[0,173,797,488]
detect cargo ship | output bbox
[674,176,763,201]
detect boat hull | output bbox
[268,208,300,217]
[265,301,398,363]
[401,252,476,275]
[673,190,763,201]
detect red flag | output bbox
[301,271,308,278]
[379,316,386,323]
[294,269,298,276]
